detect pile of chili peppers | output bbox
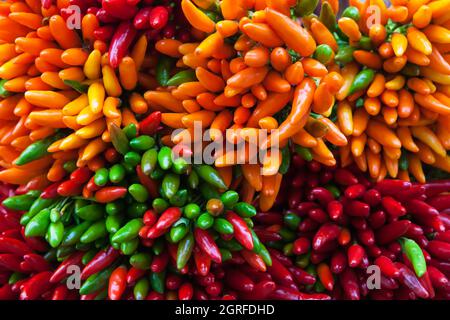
[0,0,450,301]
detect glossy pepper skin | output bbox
[109,22,137,68]
[194,228,222,264]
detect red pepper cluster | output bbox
[251,155,450,300]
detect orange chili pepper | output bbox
[284,61,304,86]
[270,47,291,72]
[242,22,284,48]
[366,120,402,149]
[244,46,270,67]
[263,70,291,93]
[181,0,215,33]
[338,17,361,41]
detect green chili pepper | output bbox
[401,237,427,277]
[156,56,173,86]
[130,252,152,270]
[166,70,197,86]
[80,264,116,295]
[258,243,272,267]
[106,215,124,234]
[284,212,301,230]
[319,2,336,31]
[295,145,313,162]
[399,151,409,171]
[61,221,92,246]
[0,79,12,98]
[187,170,199,189]
[82,249,98,265]
[8,272,25,285]
[220,190,239,209]
[342,6,360,21]
[150,166,165,180]
[335,45,355,65]
[349,69,375,95]
[233,202,257,218]
[15,133,63,166]
[176,232,194,270]
[80,220,107,243]
[184,203,201,219]
[63,79,89,93]
[170,222,189,243]
[150,271,166,294]
[109,164,126,183]
[313,44,334,65]
[359,36,372,50]
[199,183,221,200]
[112,218,144,243]
[134,278,150,300]
[25,208,51,237]
[278,227,296,242]
[213,218,234,235]
[283,243,294,256]
[49,208,61,223]
[121,161,135,174]
[152,198,169,214]
[152,238,164,256]
[128,184,149,203]
[295,0,319,16]
[194,164,228,189]
[169,189,188,207]
[158,146,173,170]
[296,253,310,268]
[21,197,56,225]
[47,221,64,248]
[124,151,141,167]
[325,184,341,198]
[216,238,243,251]
[93,168,109,187]
[75,204,105,221]
[63,160,77,173]
[120,238,139,255]
[141,149,158,175]
[110,123,130,155]
[196,213,214,230]
[56,246,75,261]
[172,158,189,175]
[161,173,180,199]
[3,192,38,211]
[130,135,155,151]
[127,203,148,218]
[106,201,124,216]
[123,123,137,140]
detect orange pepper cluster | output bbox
[334,0,450,183]
[146,0,350,211]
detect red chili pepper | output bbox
[347,244,365,267]
[357,229,375,246]
[363,188,381,206]
[134,7,153,29]
[102,0,138,20]
[395,262,429,299]
[297,202,319,215]
[226,211,254,250]
[312,223,340,251]
[22,253,51,272]
[428,194,450,211]
[50,251,84,283]
[0,254,22,272]
[376,220,411,245]
[307,187,334,206]
[317,263,334,291]
[194,228,222,264]
[327,200,343,220]
[136,165,159,199]
[51,284,69,300]
[435,230,450,243]
[267,248,293,267]
[339,268,360,300]
[344,184,366,199]
[334,168,358,185]
[143,209,158,227]
[427,265,450,292]
[41,0,53,9]
[270,286,331,300]
[70,167,92,184]
[81,246,120,280]
[381,196,406,217]
[194,246,211,276]
[109,21,137,68]
[150,251,169,273]
[126,267,146,285]
[330,250,347,274]
[139,111,162,136]
[308,208,328,223]
[254,229,282,242]
[224,269,255,292]
[427,240,450,261]
[289,266,316,285]
[145,225,166,239]
[57,180,83,197]
[108,266,127,300]
[95,187,127,203]
[419,271,435,299]
[94,25,116,41]
[344,200,370,217]
[293,237,310,255]
[395,184,426,202]
[20,271,53,300]
[40,182,61,199]
[149,6,169,30]
[178,282,194,300]
[375,179,412,195]
[0,236,31,256]
[267,256,296,289]
[423,180,450,197]
[406,199,439,218]
[155,207,182,231]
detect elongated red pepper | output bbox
[81,246,120,280]
[427,266,450,292]
[225,269,255,292]
[41,182,61,199]
[136,165,159,199]
[126,267,146,285]
[375,179,412,195]
[155,207,181,231]
[20,271,53,300]
[348,244,365,267]
[423,180,450,197]
[102,0,138,20]
[150,251,169,273]
[405,199,439,218]
[312,223,340,250]
[381,196,406,217]
[427,240,450,261]
[395,262,429,299]
[51,285,69,300]
[376,220,411,245]
[0,254,22,272]
[109,22,137,68]
[108,266,127,301]
[289,266,316,285]
[267,248,293,267]
[139,111,162,136]
[149,6,169,30]
[194,228,222,264]
[375,255,400,278]
[0,237,31,256]
[267,256,296,289]
[95,187,127,203]
[428,194,450,211]
[334,168,358,185]
[0,284,15,300]
[57,180,83,197]
[194,246,211,276]
[22,253,51,272]
[226,211,254,250]
[269,286,331,300]
[50,251,85,283]
[330,251,347,274]
[308,187,334,206]
[339,268,360,300]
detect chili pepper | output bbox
[81,247,120,280]
[395,262,429,299]
[225,269,255,292]
[112,219,144,243]
[95,187,127,203]
[24,208,50,238]
[349,69,375,95]
[427,240,450,261]
[339,268,360,300]
[312,223,340,251]
[342,6,360,21]
[400,238,427,278]
[226,211,254,250]
[348,244,365,267]
[155,55,173,87]
[335,45,355,65]
[167,70,197,86]
[61,221,92,247]
[176,232,194,270]
[319,1,336,32]
[20,271,53,300]
[428,266,450,292]
[108,265,127,301]
[194,228,222,264]
[3,193,37,212]
[80,264,117,296]
[139,112,162,136]
[375,180,412,195]
[50,251,84,283]
[150,271,166,294]
[295,0,319,17]
[193,165,228,190]
[108,22,137,68]
[15,133,63,166]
